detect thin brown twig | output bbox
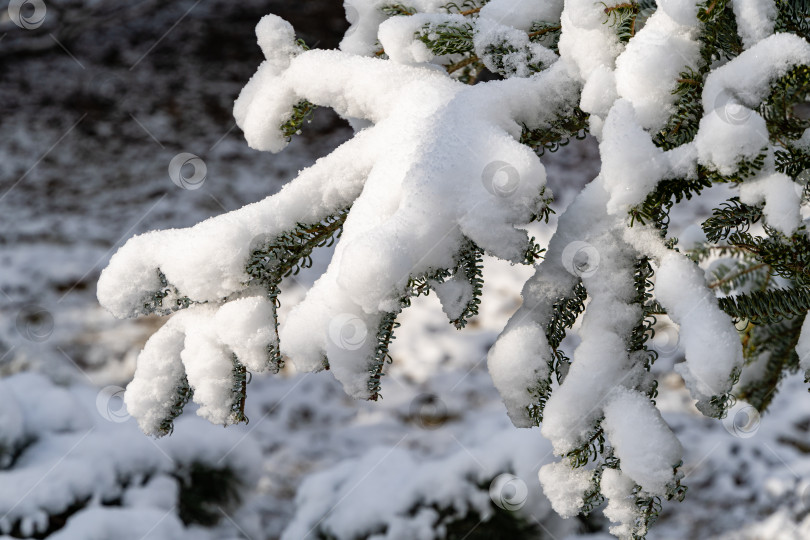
[709,263,769,289]
[446,55,478,74]
[603,2,637,14]
[528,25,561,39]
[701,0,721,17]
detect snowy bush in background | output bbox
[0,372,260,539]
[94,0,810,538]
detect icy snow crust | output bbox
[96,0,810,537]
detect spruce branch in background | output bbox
[96,0,810,538]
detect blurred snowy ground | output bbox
[3,1,810,539]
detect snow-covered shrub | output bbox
[98,0,810,537]
[282,428,562,540]
[0,373,260,539]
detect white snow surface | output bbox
[798,316,810,372]
[656,253,744,402]
[601,468,643,539]
[601,387,683,495]
[537,460,593,518]
[739,172,803,236]
[732,0,777,49]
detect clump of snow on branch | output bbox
[731,0,776,49]
[655,253,743,409]
[96,0,810,537]
[100,6,581,411]
[537,459,593,518]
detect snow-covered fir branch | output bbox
[96,0,810,537]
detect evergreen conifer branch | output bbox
[526,282,588,425]
[157,375,193,437]
[230,357,249,425]
[702,198,763,243]
[775,0,810,39]
[737,315,805,412]
[718,287,810,324]
[142,270,194,316]
[442,1,485,15]
[280,100,317,141]
[760,65,810,142]
[97,2,810,537]
[368,311,399,400]
[602,2,641,43]
[417,21,475,56]
[520,107,590,157]
[246,210,349,373]
[381,4,417,17]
